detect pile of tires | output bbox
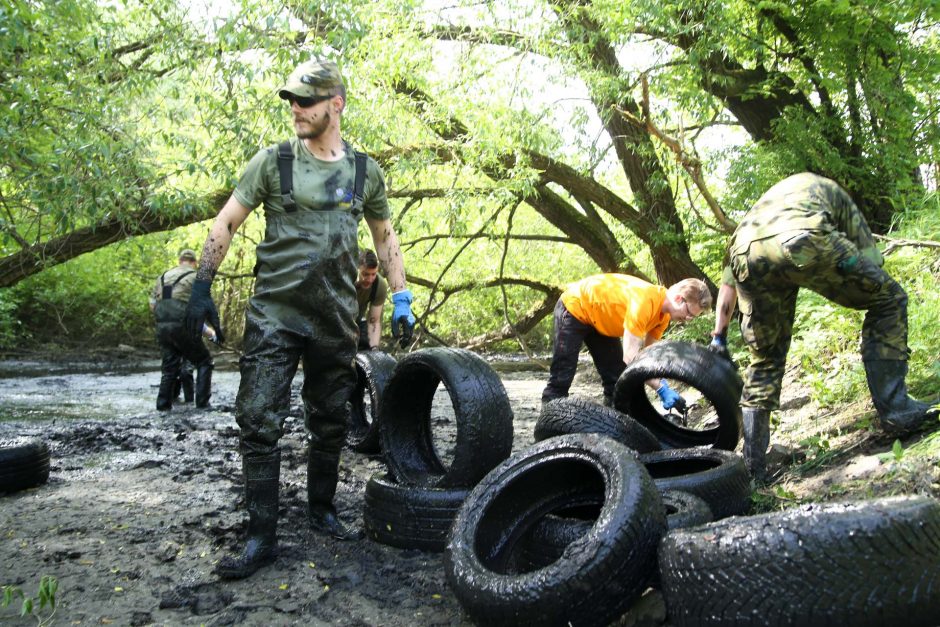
[362,347,514,552]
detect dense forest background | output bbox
[1,0,938,401]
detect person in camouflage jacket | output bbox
[711,173,937,481]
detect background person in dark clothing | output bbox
[355,249,387,350]
[150,249,213,411]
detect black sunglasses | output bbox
[285,94,331,108]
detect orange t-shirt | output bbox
[560,274,670,339]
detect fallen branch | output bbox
[874,234,940,256]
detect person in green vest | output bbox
[711,173,938,482]
[355,249,388,350]
[149,249,213,411]
[185,59,415,579]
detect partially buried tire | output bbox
[346,350,397,454]
[379,347,513,488]
[639,447,751,519]
[658,496,940,627]
[363,472,469,552]
[535,396,661,453]
[445,433,665,627]
[0,437,51,494]
[613,341,742,450]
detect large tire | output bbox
[444,433,665,627]
[346,350,397,454]
[535,397,661,453]
[613,341,742,450]
[658,496,940,626]
[379,347,513,488]
[363,472,469,552]
[516,489,712,571]
[0,438,51,494]
[639,448,751,519]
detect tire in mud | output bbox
[658,496,940,627]
[613,341,742,450]
[0,438,51,494]
[514,489,712,571]
[379,347,513,488]
[639,448,751,519]
[444,433,665,627]
[363,472,469,552]
[346,350,397,454]
[535,397,661,454]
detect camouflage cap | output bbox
[178,249,197,262]
[278,59,345,100]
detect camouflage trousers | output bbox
[234,313,357,458]
[732,229,908,410]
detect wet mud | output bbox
[0,355,666,626]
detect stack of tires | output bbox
[443,341,940,625]
[362,347,515,552]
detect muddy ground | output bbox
[0,349,936,626]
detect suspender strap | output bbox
[161,270,195,300]
[352,151,367,216]
[277,140,297,213]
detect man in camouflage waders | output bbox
[185,59,416,579]
[150,248,213,411]
[711,173,938,482]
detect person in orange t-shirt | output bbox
[542,274,712,408]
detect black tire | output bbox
[379,347,513,488]
[444,433,666,627]
[639,448,751,519]
[0,438,51,494]
[535,397,661,453]
[515,489,712,571]
[363,472,469,552]
[346,350,397,454]
[613,340,742,450]
[658,496,940,627]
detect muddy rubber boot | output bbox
[215,451,280,580]
[180,373,195,404]
[864,359,938,435]
[307,452,363,541]
[156,375,175,411]
[742,407,771,484]
[195,363,213,409]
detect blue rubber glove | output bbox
[656,379,686,411]
[185,279,225,345]
[390,289,416,348]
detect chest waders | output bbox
[153,270,213,411]
[218,143,370,579]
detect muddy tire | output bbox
[613,341,742,450]
[515,489,712,571]
[0,438,51,494]
[363,472,469,552]
[346,350,397,454]
[444,433,665,627]
[534,397,661,453]
[658,496,940,626]
[379,347,513,488]
[640,448,751,519]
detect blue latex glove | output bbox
[708,332,735,367]
[656,379,686,411]
[185,279,225,345]
[390,289,416,348]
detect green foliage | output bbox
[2,575,57,626]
